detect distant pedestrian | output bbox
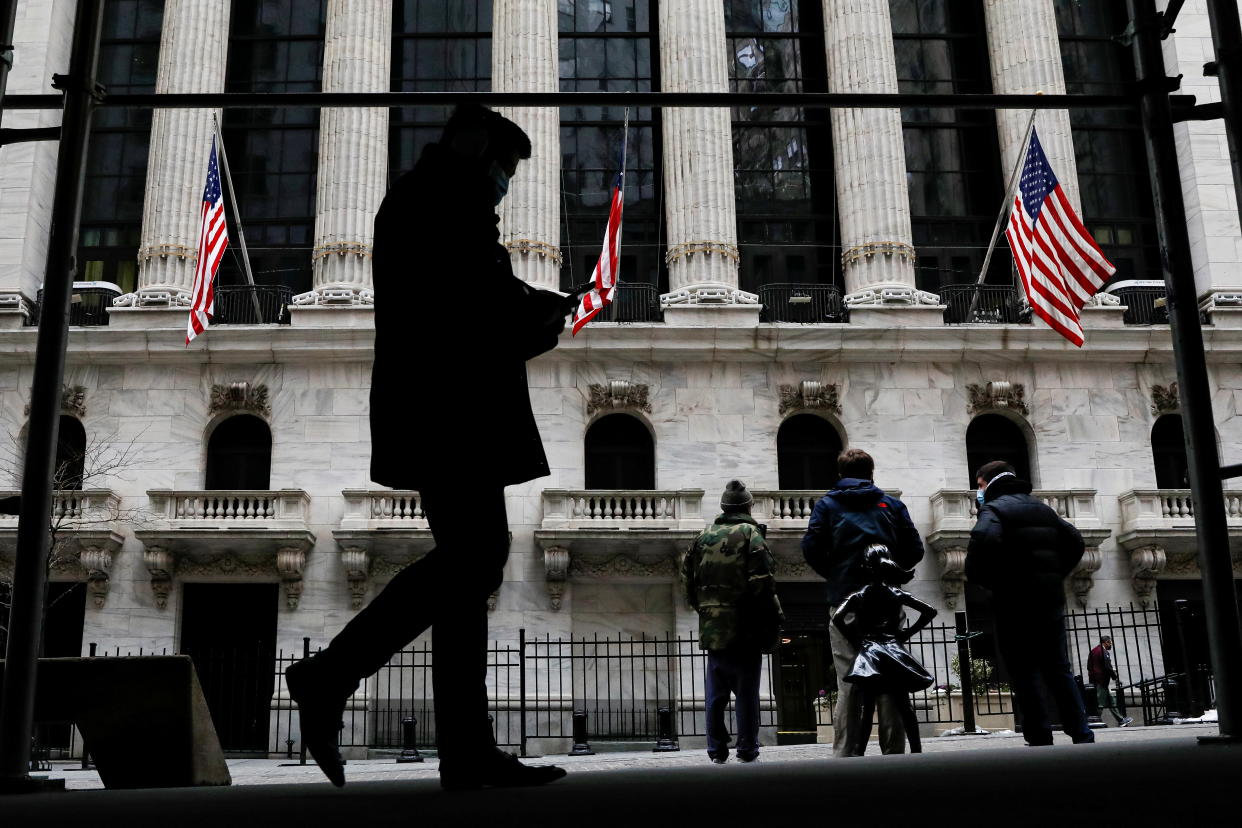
[965,460,1095,746]
[683,480,784,764]
[832,545,937,755]
[1088,636,1133,727]
[801,448,925,757]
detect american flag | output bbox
[571,168,625,336]
[187,136,229,345]
[1005,127,1115,346]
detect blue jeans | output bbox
[705,647,762,759]
[996,608,1094,746]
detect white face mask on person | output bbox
[976,488,985,506]
[488,160,511,206]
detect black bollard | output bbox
[569,710,594,756]
[1173,600,1204,717]
[397,716,424,763]
[653,706,679,752]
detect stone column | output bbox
[296,0,391,308]
[0,0,76,326]
[982,0,1081,212]
[493,0,561,291]
[658,0,751,313]
[128,0,231,308]
[822,0,926,310]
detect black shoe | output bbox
[736,753,758,763]
[439,750,567,791]
[285,659,348,788]
[710,754,728,765]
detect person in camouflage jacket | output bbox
[682,480,784,764]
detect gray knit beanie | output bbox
[721,480,753,509]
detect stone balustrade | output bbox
[751,489,902,530]
[540,489,705,530]
[928,488,1109,608]
[339,489,428,529]
[146,489,310,525]
[0,488,120,524]
[1116,490,1242,596]
[1119,489,1242,525]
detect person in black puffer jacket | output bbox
[966,460,1094,746]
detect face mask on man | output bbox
[488,160,511,206]
[976,488,986,506]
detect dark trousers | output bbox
[705,646,762,759]
[315,486,509,761]
[996,608,1093,746]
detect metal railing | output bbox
[30,286,120,327]
[759,284,847,323]
[597,283,663,323]
[212,284,291,325]
[1110,285,1169,325]
[940,284,1030,324]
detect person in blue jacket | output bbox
[801,448,925,757]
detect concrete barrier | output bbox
[0,655,231,789]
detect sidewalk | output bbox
[37,722,1223,789]
[3,725,1238,827]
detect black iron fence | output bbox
[597,283,663,323]
[29,286,119,327]
[212,284,292,325]
[1110,285,1169,325]
[941,284,1031,324]
[759,283,847,323]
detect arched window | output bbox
[54,416,86,490]
[584,414,654,490]
[777,414,843,490]
[965,414,1031,486]
[206,415,272,490]
[1152,414,1189,489]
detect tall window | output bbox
[1056,1,1159,283]
[221,0,327,296]
[77,0,164,294]
[390,1,493,179]
[1152,414,1189,489]
[585,414,655,489]
[777,414,842,490]
[54,416,87,491]
[559,0,665,292]
[206,415,273,490]
[965,414,1032,487]
[727,0,838,294]
[891,0,1006,294]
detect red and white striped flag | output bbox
[186,136,228,345]
[1005,127,1115,346]
[571,168,624,336]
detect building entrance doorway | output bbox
[180,583,278,754]
[37,581,87,754]
[774,582,833,745]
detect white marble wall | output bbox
[3,347,1234,657]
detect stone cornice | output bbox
[0,321,1220,364]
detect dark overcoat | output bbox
[369,142,564,491]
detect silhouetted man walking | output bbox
[286,105,568,790]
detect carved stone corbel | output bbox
[778,381,841,417]
[1130,544,1167,604]
[967,381,1028,416]
[25,384,87,418]
[586,381,651,416]
[1150,383,1180,416]
[79,545,113,609]
[937,546,967,609]
[277,546,307,610]
[144,546,173,609]
[1070,548,1103,607]
[341,546,370,609]
[209,381,272,418]
[544,546,569,611]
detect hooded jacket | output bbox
[369,142,566,490]
[683,513,784,652]
[800,478,925,606]
[964,474,1085,611]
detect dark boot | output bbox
[285,658,352,787]
[439,749,567,791]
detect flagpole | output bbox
[211,114,263,321]
[966,99,1041,321]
